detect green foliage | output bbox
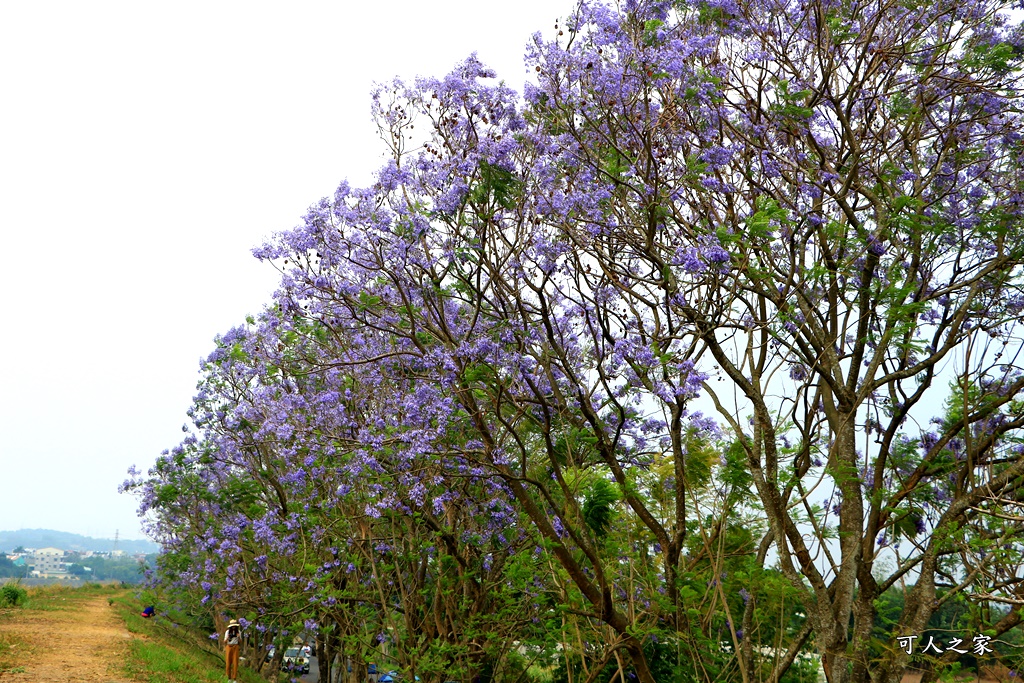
[746,196,791,240]
[771,79,814,119]
[0,583,27,608]
[582,478,619,537]
[64,555,152,584]
[643,18,665,46]
[469,160,522,214]
[683,428,718,489]
[0,554,27,580]
[869,586,1008,678]
[601,146,633,183]
[720,439,752,492]
[963,40,1019,74]
[696,0,737,27]
[552,638,695,683]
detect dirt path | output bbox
[0,592,135,682]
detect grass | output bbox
[110,591,268,683]
[526,664,554,683]
[0,630,32,675]
[22,583,93,610]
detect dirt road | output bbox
[0,591,134,682]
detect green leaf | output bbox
[582,478,619,537]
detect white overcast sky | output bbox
[0,0,566,541]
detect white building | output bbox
[31,547,67,577]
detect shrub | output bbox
[0,583,27,608]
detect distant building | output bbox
[31,547,68,577]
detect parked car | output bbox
[283,648,310,674]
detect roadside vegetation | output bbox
[112,589,268,683]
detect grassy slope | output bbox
[111,589,268,683]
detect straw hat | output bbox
[228,619,239,626]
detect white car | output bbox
[283,648,310,674]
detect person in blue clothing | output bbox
[141,606,155,618]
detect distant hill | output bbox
[0,529,159,554]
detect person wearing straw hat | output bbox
[223,619,241,682]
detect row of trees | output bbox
[65,556,155,584]
[125,0,1024,681]
[0,554,27,579]
[0,555,150,583]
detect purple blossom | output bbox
[702,244,731,265]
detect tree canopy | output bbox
[125,0,1024,682]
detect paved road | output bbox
[298,654,319,682]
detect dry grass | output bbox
[0,624,33,674]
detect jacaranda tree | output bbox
[127,0,1024,682]
[129,313,550,682]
